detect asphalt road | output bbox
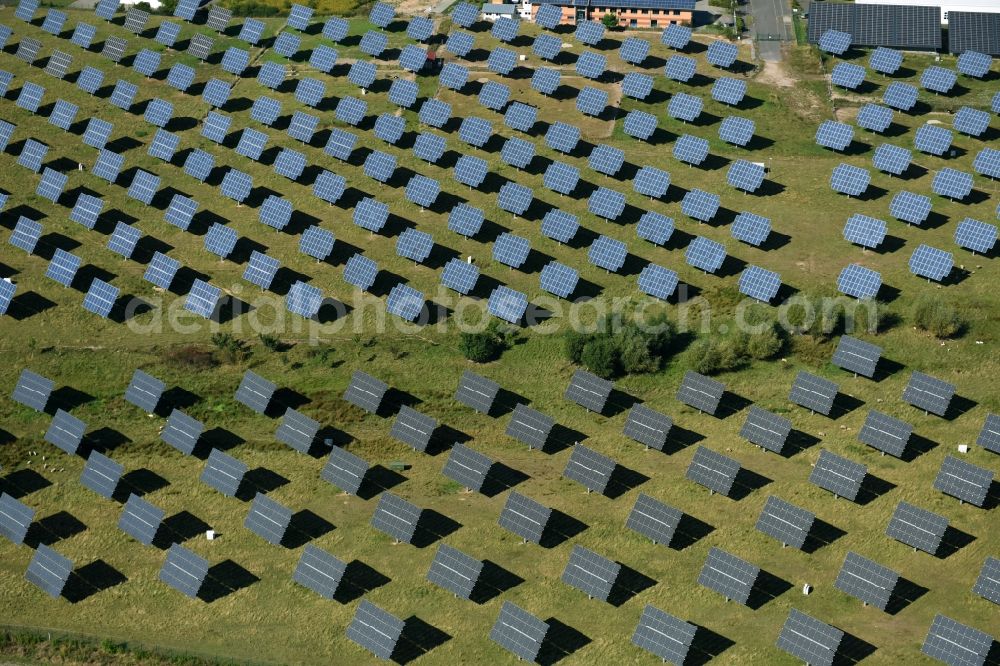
[748,0,792,61]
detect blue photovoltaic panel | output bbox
[144,252,180,289]
[833,210,882,250]
[349,61,377,89]
[15,0,38,22]
[133,49,161,78]
[323,130,356,163]
[251,97,282,126]
[883,82,918,111]
[668,93,702,122]
[322,16,348,41]
[727,160,765,192]
[732,212,770,246]
[10,217,43,254]
[92,149,124,183]
[869,47,902,74]
[236,128,268,160]
[220,169,253,203]
[369,1,394,27]
[546,122,580,154]
[661,23,691,49]
[94,0,118,19]
[414,133,446,163]
[544,161,579,195]
[914,124,952,156]
[505,103,537,132]
[932,167,973,200]
[71,194,104,229]
[441,258,479,295]
[184,149,214,182]
[258,196,292,230]
[707,40,738,68]
[144,99,173,129]
[589,187,626,220]
[577,87,608,116]
[454,155,488,187]
[18,139,48,173]
[637,211,673,245]
[682,189,720,222]
[540,262,579,299]
[491,16,519,43]
[713,77,746,105]
[909,244,953,282]
[872,143,911,176]
[533,33,561,60]
[449,203,484,237]
[0,280,15,316]
[36,168,67,203]
[359,30,386,57]
[890,191,932,225]
[205,224,237,259]
[589,235,627,272]
[0,70,13,97]
[407,15,433,41]
[830,164,870,196]
[665,55,696,82]
[287,3,312,30]
[164,194,197,230]
[494,232,531,268]
[719,116,754,146]
[957,50,991,78]
[857,104,893,133]
[154,21,180,47]
[17,83,45,113]
[354,198,389,233]
[534,2,561,28]
[0,120,11,152]
[166,64,194,92]
[258,62,285,89]
[44,50,72,79]
[310,45,338,73]
[638,264,678,300]
[288,111,318,143]
[590,145,625,176]
[488,286,527,324]
[819,29,851,54]
[460,117,492,147]
[389,79,418,108]
[128,170,160,205]
[188,34,213,60]
[47,249,81,287]
[243,251,280,289]
[532,67,560,95]
[202,79,231,108]
[185,280,220,318]
[831,62,866,89]
[955,218,997,254]
[386,283,424,322]
[439,62,469,91]
[501,136,534,169]
[272,32,300,58]
[479,81,510,110]
[173,0,196,21]
[620,37,650,65]
[83,279,118,318]
[364,150,396,183]
[274,149,305,180]
[287,281,323,319]
[344,254,378,291]
[336,97,367,126]
[15,37,42,64]
[575,20,604,45]
[686,236,725,273]
[201,112,231,143]
[300,225,335,260]
[72,21,98,48]
[107,222,141,259]
[399,44,428,73]
[816,120,854,151]
[541,209,579,243]
[220,47,249,76]
[838,264,881,299]
[49,100,77,131]
[445,30,474,57]
[109,79,137,110]
[576,51,606,79]
[488,47,517,75]
[673,134,709,165]
[739,265,781,302]
[623,110,657,140]
[920,66,956,93]
[953,106,989,137]
[621,73,653,101]
[405,175,440,208]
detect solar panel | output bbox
[46,249,81,288]
[871,143,911,177]
[142,252,179,291]
[665,55,696,82]
[973,557,1000,605]
[201,448,248,498]
[220,47,249,76]
[369,0,394,26]
[914,125,953,156]
[955,218,997,255]
[187,33,213,60]
[491,232,529,269]
[922,614,995,666]
[160,544,208,598]
[818,28,851,54]
[588,235,627,272]
[589,145,625,176]
[883,82,918,111]
[80,451,123,499]
[973,148,1000,179]
[0,280,12,316]
[533,33,561,60]
[108,221,142,259]
[424,543,484,602]
[13,370,53,413]
[729,211,770,247]
[394,228,433,265]
[67,194,103,231]
[707,40,738,68]
[539,261,579,299]
[543,161,579,196]
[634,167,670,201]
[343,370,387,413]
[790,370,838,415]
[869,47,903,74]
[662,23,692,49]
[573,19,603,46]
[458,116,491,148]
[292,545,346,601]
[161,409,204,455]
[699,547,759,605]
[244,494,292,545]
[933,168,974,201]
[403,15,432,42]
[491,601,548,662]
[14,37,41,64]
[499,491,551,543]
[184,279,220,319]
[35,168,66,204]
[351,197,388,233]
[147,21,178,49]
[491,15,519,42]
[921,66,957,94]
[123,7,147,32]
[686,445,740,497]
[497,183,532,217]
[616,36,649,65]
[757,495,814,549]
[275,408,320,454]
[620,75,653,104]
[668,92,702,122]
[843,213,887,249]
[94,0,118,20]
[205,4,231,30]
[257,62,285,89]
[83,279,118,318]
[166,64,194,92]
[385,80,418,110]
[531,66,560,95]
[853,104,890,135]
[673,134,709,165]
[307,45,338,74]
[119,493,164,545]
[677,370,723,414]
[0,70,13,98]
[479,81,510,111]
[832,335,881,378]
[638,264,678,302]
[576,52,607,81]
[487,47,517,75]
[444,30,474,57]
[371,492,421,545]
[886,500,947,554]
[953,106,990,137]
[284,281,322,319]
[386,284,425,322]
[810,449,866,501]
[25,545,72,598]
[273,149,305,181]
[830,164,870,197]
[497,138,533,172]
[399,44,429,73]
[320,445,369,495]
[300,225,335,261]
[343,254,378,292]
[417,101,450,132]
[272,32,300,58]
[441,442,494,493]
[220,169,252,203]
[835,551,899,610]
[44,408,86,455]
[739,265,781,303]
[816,120,854,151]
[35,5,63,30]
[321,15,348,41]
[887,190,930,226]
[147,129,180,164]
[562,544,620,602]
[487,286,527,324]
[125,169,158,206]
[777,609,843,666]
[685,236,725,273]
[10,217,42,255]
[204,224,237,259]
[957,50,992,78]
[201,79,230,109]
[16,82,44,114]
[356,30,387,59]
[716,116,754,148]
[372,114,404,146]
[909,244,954,282]
[44,50,72,79]
[727,160,765,193]
[858,410,912,458]
[173,0,196,20]
[125,369,165,413]
[389,405,436,453]
[0,493,33,544]
[451,155,486,189]
[240,251,278,290]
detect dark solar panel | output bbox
[934,456,992,507]
[756,495,814,549]
[698,547,759,605]
[835,551,899,610]
[810,449,866,501]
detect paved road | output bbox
[748,0,792,61]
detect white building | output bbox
[481,3,516,21]
[855,0,1000,24]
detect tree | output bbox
[580,335,620,379]
[601,13,618,30]
[459,320,517,363]
[912,295,965,339]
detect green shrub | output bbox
[562,314,675,378]
[601,13,618,29]
[459,320,516,363]
[912,295,965,338]
[211,333,249,363]
[564,331,588,364]
[688,339,725,374]
[745,323,785,360]
[580,335,620,379]
[258,333,286,352]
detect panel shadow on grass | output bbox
[607,562,657,607]
[411,509,462,548]
[605,464,649,499]
[537,618,590,666]
[391,617,451,665]
[356,465,407,500]
[479,462,529,497]
[802,517,847,554]
[539,509,587,548]
[686,624,736,666]
[25,510,86,548]
[63,560,127,603]
[833,630,878,665]
[1,468,52,498]
[670,513,714,550]
[198,560,259,602]
[746,569,793,610]
[884,576,928,615]
[282,509,335,548]
[116,468,169,501]
[469,560,523,604]
[856,473,896,506]
[236,467,289,501]
[935,525,975,559]
[333,560,391,604]
[154,510,210,548]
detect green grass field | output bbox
[0,6,998,665]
